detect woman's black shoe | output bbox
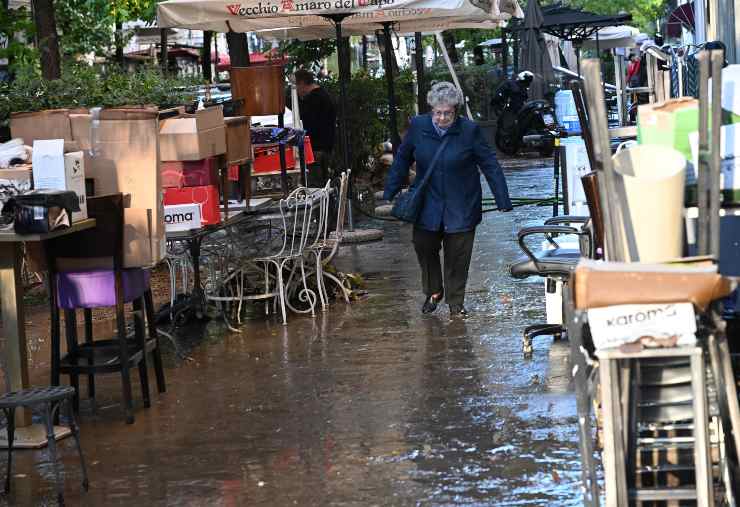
[449,304,469,317]
[422,292,443,314]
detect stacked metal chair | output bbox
[564,52,740,506]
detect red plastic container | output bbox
[253,146,296,174]
[163,185,221,225]
[161,158,218,188]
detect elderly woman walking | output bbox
[384,82,513,316]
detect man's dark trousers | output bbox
[413,227,476,306]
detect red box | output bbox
[253,146,296,174]
[161,158,219,188]
[304,136,315,165]
[163,185,221,226]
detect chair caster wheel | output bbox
[83,479,89,491]
[522,341,533,358]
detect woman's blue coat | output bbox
[383,114,512,233]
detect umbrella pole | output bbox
[382,23,401,154]
[328,15,354,229]
[415,32,426,115]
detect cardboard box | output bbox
[69,110,92,151]
[638,98,698,161]
[32,141,88,222]
[164,185,220,226]
[0,167,32,212]
[10,109,73,146]
[87,108,165,266]
[164,203,202,232]
[123,208,154,268]
[159,106,226,161]
[225,116,252,164]
[161,158,219,188]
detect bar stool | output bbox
[0,386,89,505]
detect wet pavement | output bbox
[8,163,583,506]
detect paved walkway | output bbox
[10,163,583,506]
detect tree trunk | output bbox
[361,36,368,70]
[226,32,251,67]
[160,29,168,74]
[115,21,124,66]
[442,31,459,64]
[339,36,351,83]
[376,30,398,75]
[31,0,61,80]
[202,31,213,82]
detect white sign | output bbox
[164,204,201,232]
[587,302,697,350]
[32,141,88,222]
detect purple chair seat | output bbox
[56,269,150,310]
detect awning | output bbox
[581,25,639,50]
[665,2,694,38]
[507,2,632,42]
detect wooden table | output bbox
[0,219,95,447]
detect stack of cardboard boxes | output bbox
[5,104,255,264]
[160,106,227,231]
[9,107,164,269]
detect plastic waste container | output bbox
[554,90,580,134]
[611,145,686,262]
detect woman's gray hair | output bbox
[427,81,463,110]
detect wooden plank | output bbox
[690,351,715,507]
[0,243,31,426]
[0,219,96,243]
[600,357,629,506]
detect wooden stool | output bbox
[0,386,89,505]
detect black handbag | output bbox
[391,136,450,223]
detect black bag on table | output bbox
[3,190,80,234]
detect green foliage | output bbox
[322,68,416,177]
[0,65,202,123]
[0,6,37,72]
[279,38,337,73]
[55,0,116,58]
[428,62,504,121]
[53,0,159,60]
[449,28,501,52]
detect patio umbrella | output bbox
[158,0,505,185]
[518,0,554,100]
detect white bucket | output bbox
[611,145,686,263]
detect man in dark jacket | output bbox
[295,69,336,187]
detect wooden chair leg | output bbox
[115,298,134,425]
[144,289,166,393]
[133,297,151,408]
[83,309,95,400]
[65,398,89,491]
[63,309,80,413]
[4,408,14,494]
[49,292,61,389]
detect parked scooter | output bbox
[492,71,560,157]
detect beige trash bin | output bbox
[611,145,687,263]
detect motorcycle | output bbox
[494,99,561,157]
